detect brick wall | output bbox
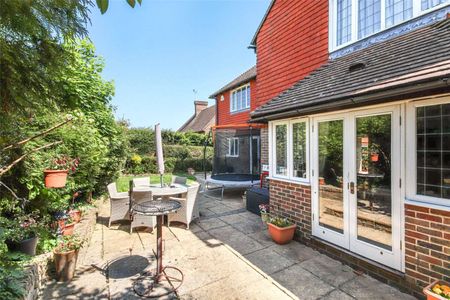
[260,127,268,166]
[404,204,450,289]
[269,179,312,241]
[255,0,329,107]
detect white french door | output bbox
[311,105,402,271]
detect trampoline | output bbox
[203,124,265,200]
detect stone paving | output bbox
[41,189,416,300]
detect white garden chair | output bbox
[171,176,187,185]
[168,184,200,229]
[133,177,150,187]
[130,190,156,233]
[107,183,130,227]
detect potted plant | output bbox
[267,216,296,245]
[53,235,85,281]
[62,216,75,236]
[423,280,450,300]
[259,204,270,223]
[2,214,40,256]
[44,155,79,188]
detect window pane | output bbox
[275,124,288,176]
[246,86,251,108]
[292,122,307,178]
[241,88,246,109]
[385,0,412,27]
[237,90,241,111]
[358,0,381,39]
[421,0,448,10]
[416,103,450,199]
[337,0,352,46]
[231,92,236,111]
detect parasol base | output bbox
[133,266,184,298]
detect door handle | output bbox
[349,182,355,194]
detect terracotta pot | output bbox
[54,249,78,281]
[267,223,296,245]
[63,223,75,236]
[423,280,450,300]
[69,210,82,223]
[371,153,379,162]
[319,177,325,185]
[44,170,68,188]
[6,236,39,256]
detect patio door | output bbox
[312,105,402,271]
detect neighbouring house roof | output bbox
[209,66,257,98]
[251,18,450,121]
[249,0,276,47]
[179,105,216,133]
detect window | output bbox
[227,137,239,157]
[230,84,250,113]
[271,119,309,181]
[292,122,307,179]
[332,0,449,49]
[416,103,450,199]
[275,124,288,176]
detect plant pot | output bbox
[63,223,75,236]
[261,212,269,223]
[69,210,82,223]
[423,280,450,300]
[319,177,325,185]
[54,249,79,281]
[371,153,379,162]
[267,223,296,245]
[6,236,39,256]
[44,170,68,188]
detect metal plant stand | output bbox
[132,200,183,298]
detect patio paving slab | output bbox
[269,241,318,264]
[244,248,295,275]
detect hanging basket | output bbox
[44,170,68,188]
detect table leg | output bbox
[156,215,163,276]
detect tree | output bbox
[96,0,142,14]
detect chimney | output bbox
[194,100,208,116]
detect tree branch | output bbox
[0,141,63,177]
[1,118,72,152]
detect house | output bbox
[209,66,264,177]
[178,100,216,134]
[249,0,450,297]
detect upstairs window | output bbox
[230,84,250,113]
[227,137,239,157]
[331,0,449,49]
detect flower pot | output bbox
[44,170,68,188]
[63,223,75,236]
[54,249,79,281]
[6,236,39,256]
[370,153,379,162]
[319,177,325,185]
[261,212,269,223]
[69,210,82,223]
[423,280,450,300]
[267,223,296,245]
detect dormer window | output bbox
[331,0,449,50]
[230,84,251,113]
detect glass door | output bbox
[312,105,402,271]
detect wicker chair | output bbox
[107,183,130,227]
[130,190,156,233]
[133,177,150,187]
[171,176,187,185]
[168,184,200,229]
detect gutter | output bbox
[250,77,450,122]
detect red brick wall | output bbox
[269,179,312,241]
[255,0,329,107]
[215,79,256,126]
[404,204,450,288]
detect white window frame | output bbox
[230,84,251,113]
[406,97,450,207]
[329,0,450,52]
[270,118,310,183]
[226,137,239,157]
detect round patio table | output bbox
[132,200,183,298]
[133,184,187,198]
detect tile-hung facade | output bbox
[250,1,450,298]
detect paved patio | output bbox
[42,189,416,299]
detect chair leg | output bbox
[108,218,111,228]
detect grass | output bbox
[116,173,197,192]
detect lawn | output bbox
[116,173,197,192]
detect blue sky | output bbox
[88,0,270,130]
